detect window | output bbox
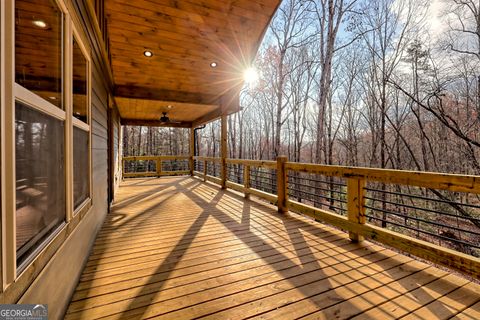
[15,0,63,109]
[73,37,87,123]
[72,34,90,211]
[73,126,89,209]
[15,101,65,266]
[1,0,93,283]
[14,0,67,270]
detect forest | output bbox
[122,0,480,256]
[124,0,479,176]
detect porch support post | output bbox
[221,114,227,189]
[189,127,195,175]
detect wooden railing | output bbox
[122,155,191,178]
[193,156,480,279]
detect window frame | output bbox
[71,23,92,216]
[13,0,68,274]
[1,0,93,289]
[0,0,8,290]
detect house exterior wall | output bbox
[0,1,120,318]
[19,58,111,319]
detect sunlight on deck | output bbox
[66,177,480,319]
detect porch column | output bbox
[221,114,227,189]
[189,127,195,175]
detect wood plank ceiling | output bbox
[105,0,281,127]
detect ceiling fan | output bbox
[159,112,181,124]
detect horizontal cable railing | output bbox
[226,163,243,185]
[288,172,347,216]
[193,156,223,185]
[190,156,480,279]
[364,183,480,256]
[122,155,191,178]
[250,166,277,195]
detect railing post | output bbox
[347,178,366,242]
[189,128,194,176]
[244,165,250,199]
[156,158,162,177]
[203,160,207,182]
[122,158,125,180]
[190,157,194,176]
[276,156,288,214]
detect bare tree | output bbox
[269,0,315,158]
[311,0,359,163]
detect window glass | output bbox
[73,37,88,123]
[15,0,63,109]
[73,127,89,209]
[15,101,65,267]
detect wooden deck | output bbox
[66,176,480,319]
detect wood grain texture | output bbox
[106,0,280,123]
[65,177,480,319]
[285,162,480,194]
[115,97,217,124]
[347,178,366,242]
[288,200,480,280]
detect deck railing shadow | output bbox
[67,177,480,319]
[69,178,199,314]
[110,177,197,212]
[181,180,444,318]
[117,179,433,318]
[68,177,364,318]
[186,179,480,319]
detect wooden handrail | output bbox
[123,155,190,161]
[194,156,222,163]
[226,158,276,169]
[191,156,480,280]
[285,162,480,194]
[122,155,190,178]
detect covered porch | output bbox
[2,0,480,318]
[66,176,480,319]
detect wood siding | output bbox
[19,47,111,320]
[16,1,117,318]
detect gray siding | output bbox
[19,58,110,320]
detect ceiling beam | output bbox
[192,88,240,127]
[121,118,192,128]
[115,85,220,105]
[192,108,223,128]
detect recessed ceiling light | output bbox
[49,96,57,100]
[167,105,173,109]
[32,20,47,28]
[210,62,217,68]
[144,50,153,57]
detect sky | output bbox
[427,0,444,40]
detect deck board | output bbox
[66,176,480,319]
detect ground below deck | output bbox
[66,176,480,319]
